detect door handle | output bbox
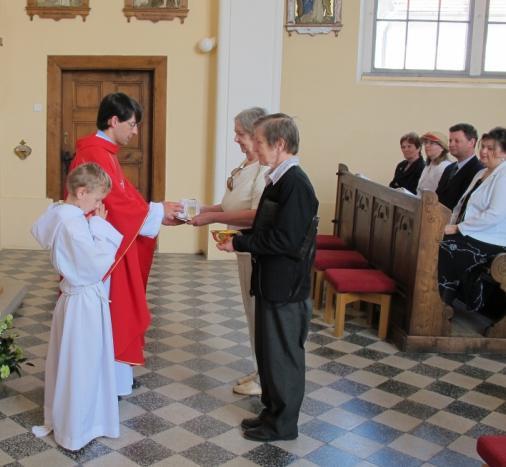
[61,150,73,177]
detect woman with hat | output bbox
[417,131,452,196]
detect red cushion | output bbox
[314,250,369,271]
[316,234,347,250]
[325,268,396,294]
[477,436,506,467]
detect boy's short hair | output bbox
[66,163,112,196]
[254,113,299,155]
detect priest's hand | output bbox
[162,217,186,226]
[216,238,235,252]
[162,201,184,226]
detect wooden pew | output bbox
[332,164,506,353]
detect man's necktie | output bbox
[447,163,459,180]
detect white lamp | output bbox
[197,37,216,53]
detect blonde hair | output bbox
[66,163,112,196]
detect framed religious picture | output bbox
[285,0,343,36]
[123,0,189,23]
[26,0,90,21]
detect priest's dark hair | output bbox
[96,92,143,131]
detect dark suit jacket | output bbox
[233,165,319,303]
[389,157,425,194]
[436,155,484,210]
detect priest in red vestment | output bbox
[69,92,182,395]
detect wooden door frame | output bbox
[46,55,167,201]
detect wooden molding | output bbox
[46,56,167,201]
[26,0,90,21]
[123,0,189,23]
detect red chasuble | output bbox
[70,134,155,365]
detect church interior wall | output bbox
[0,0,505,251]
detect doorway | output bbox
[46,56,167,201]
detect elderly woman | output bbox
[389,132,425,194]
[190,107,269,396]
[438,127,506,313]
[417,131,452,195]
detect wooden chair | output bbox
[311,250,369,310]
[324,268,396,338]
[316,234,347,250]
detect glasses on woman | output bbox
[226,163,246,191]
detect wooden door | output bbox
[61,70,153,200]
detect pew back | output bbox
[334,164,451,338]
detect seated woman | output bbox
[438,127,506,314]
[417,131,452,195]
[389,132,425,194]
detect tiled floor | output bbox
[0,249,505,467]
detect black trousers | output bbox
[438,233,506,312]
[254,297,311,437]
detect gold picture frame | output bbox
[123,0,189,23]
[26,0,90,22]
[285,0,343,36]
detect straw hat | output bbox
[421,131,448,151]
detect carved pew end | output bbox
[323,269,396,339]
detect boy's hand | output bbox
[95,202,108,219]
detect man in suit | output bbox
[436,123,483,210]
[217,113,319,442]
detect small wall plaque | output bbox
[285,0,343,36]
[26,0,90,21]
[14,140,32,160]
[123,0,189,23]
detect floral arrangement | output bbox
[0,314,28,380]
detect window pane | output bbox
[377,0,408,20]
[436,22,468,70]
[405,22,437,69]
[440,0,470,21]
[484,24,506,71]
[374,20,406,68]
[408,0,439,20]
[488,0,506,22]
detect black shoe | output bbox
[243,426,297,442]
[132,378,141,389]
[240,417,263,430]
[117,395,123,401]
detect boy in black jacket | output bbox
[218,113,319,441]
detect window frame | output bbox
[359,0,506,80]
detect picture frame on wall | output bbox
[26,0,90,21]
[285,0,343,36]
[123,0,189,23]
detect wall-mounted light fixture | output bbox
[197,37,216,53]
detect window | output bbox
[485,0,506,71]
[360,0,506,78]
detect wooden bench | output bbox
[332,164,506,353]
